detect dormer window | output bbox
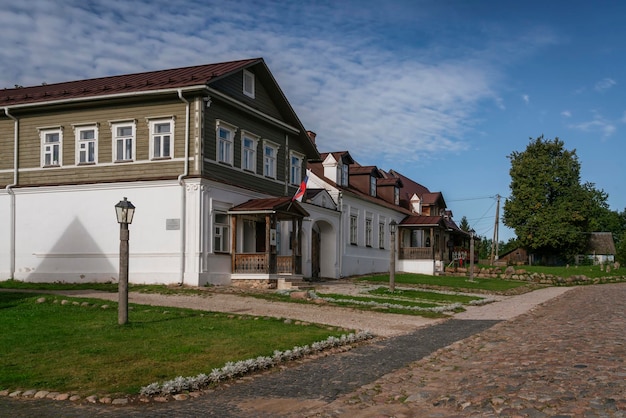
[370,176,377,197]
[243,70,255,98]
[341,163,349,186]
[394,187,400,205]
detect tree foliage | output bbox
[458,216,470,232]
[503,136,607,261]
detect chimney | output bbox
[307,131,317,144]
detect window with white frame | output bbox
[149,118,174,159]
[370,175,377,197]
[290,151,304,185]
[214,212,230,253]
[216,120,236,165]
[75,125,98,164]
[40,127,63,167]
[111,121,135,162]
[349,215,358,245]
[379,222,385,249]
[394,187,400,205]
[263,140,278,178]
[365,218,373,247]
[243,69,255,98]
[241,131,258,172]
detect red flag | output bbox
[292,175,308,202]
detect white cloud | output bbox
[561,110,571,118]
[594,77,616,92]
[0,0,545,167]
[522,94,530,104]
[568,112,616,138]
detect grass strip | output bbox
[356,273,529,291]
[0,292,348,396]
[367,286,483,304]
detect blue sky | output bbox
[2,0,625,243]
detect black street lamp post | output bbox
[115,197,135,325]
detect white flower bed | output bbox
[140,331,373,397]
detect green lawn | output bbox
[0,292,348,396]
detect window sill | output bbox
[42,164,61,168]
[77,162,96,166]
[114,159,134,163]
[151,157,172,161]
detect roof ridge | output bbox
[3,58,262,92]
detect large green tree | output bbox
[503,136,607,261]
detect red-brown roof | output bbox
[388,169,430,196]
[400,215,445,226]
[1,58,262,107]
[229,197,309,217]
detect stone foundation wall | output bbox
[444,265,626,286]
[230,279,277,290]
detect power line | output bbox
[448,195,497,202]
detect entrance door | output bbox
[311,228,320,279]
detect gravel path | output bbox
[41,282,570,336]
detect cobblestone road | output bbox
[1,283,624,417]
[307,283,626,417]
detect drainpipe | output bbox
[177,90,190,285]
[3,107,18,279]
[284,134,289,196]
[338,191,343,278]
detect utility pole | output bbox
[490,194,500,265]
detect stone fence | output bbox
[444,265,626,286]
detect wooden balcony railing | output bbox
[234,253,268,273]
[277,256,293,274]
[399,247,434,260]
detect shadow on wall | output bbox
[25,217,117,282]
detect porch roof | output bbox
[399,215,445,227]
[228,197,309,217]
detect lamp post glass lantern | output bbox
[115,197,135,325]
[389,220,397,292]
[115,197,135,224]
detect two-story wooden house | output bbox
[0,58,319,286]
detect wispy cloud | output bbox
[568,112,616,138]
[522,94,530,104]
[561,110,572,118]
[0,0,551,168]
[594,77,616,92]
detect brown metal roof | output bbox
[388,169,431,196]
[1,58,262,107]
[349,164,382,176]
[229,197,309,217]
[400,215,445,227]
